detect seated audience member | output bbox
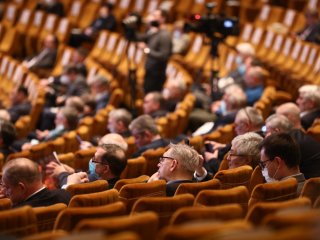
[108,108,133,138]
[21,107,78,150]
[23,34,58,73]
[143,91,168,118]
[69,3,116,48]
[35,0,65,16]
[129,114,170,157]
[243,66,267,106]
[192,84,247,135]
[171,20,191,55]
[296,84,320,130]
[265,113,320,179]
[148,143,200,196]
[162,79,187,112]
[203,107,265,174]
[259,132,305,194]
[7,86,32,123]
[0,158,71,208]
[295,8,320,44]
[48,143,127,189]
[0,120,17,158]
[88,75,110,111]
[275,102,303,129]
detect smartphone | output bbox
[52,151,61,165]
[76,135,82,143]
[204,143,214,153]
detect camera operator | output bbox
[136,9,172,94]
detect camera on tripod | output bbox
[122,12,142,41]
[186,2,240,38]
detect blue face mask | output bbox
[216,100,227,116]
[235,56,243,65]
[237,64,246,75]
[88,159,99,179]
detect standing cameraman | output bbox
[137,9,172,94]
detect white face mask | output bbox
[261,168,277,183]
[60,75,70,85]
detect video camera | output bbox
[186,2,239,38]
[122,12,142,41]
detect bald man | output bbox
[1,158,70,208]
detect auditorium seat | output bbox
[300,177,320,206]
[66,179,109,197]
[0,198,12,210]
[120,157,147,179]
[142,147,168,176]
[174,178,221,197]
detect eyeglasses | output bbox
[159,156,175,164]
[259,159,272,169]
[91,157,108,166]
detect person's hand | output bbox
[211,100,221,113]
[204,151,218,162]
[66,172,89,186]
[84,27,93,36]
[21,142,33,151]
[36,129,49,140]
[147,172,160,182]
[137,41,147,49]
[46,161,67,177]
[205,140,226,150]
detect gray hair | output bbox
[168,143,199,173]
[266,114,294,132]
[237,107,264,128]
[276,102,300,126]
[109,108,133,128]
[224,84,247,109]
[129,114,159,135]
[231,132,263,168]
[90,75,110,87]
[236,42,255,57]
[99,133,128,151]
[298,84,320,108]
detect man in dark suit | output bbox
[296,9,320,44]
[23,34,58,73]
[129,114,169,158]
[148,143,200,196]
[296,84,320,130]
[35,0,65,17]
[89,75,110,111]
[8,86,32,123]
[0,158,70,208]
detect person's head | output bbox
[62,64,80,83]
[99,3,113,17]
[227,132,263,169]
[0,110,10,122]
[99,133,128,152]
[81,94,97,116]
[276,102,301,129]
[129,114,159,148]
[89,75,110,96]
[148,9,168,27]
[162,79,186,101]
[304,8,319,25]
[92,144,127,180]
[296,85,320,112]
[11,86,28,105]
[158,143,199,182]
[2,158,43,205]
[244,66,268,88]
[265,114,294,137]
[222,84,247,112]
[143,91,165,115]
[108,108,132,135]
[259,133,301,182]
[65,96,84,114]
[72,47,88,64]
[55,107,78,130]
[43,34,58,49]
[0,120,17,147]
[235,42,255,74]
[234,107,264,135]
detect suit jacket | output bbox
[29,48,58,70]
[95,92,110,111]
[290,129,320,179]
[166,179,193,196]
[90,14,116,33]
[281,173,305,196]
[13,188,71,208]
[8,101,32,123]
[297,23,320,44]
[301,109,320,130]
[65,75,89,97]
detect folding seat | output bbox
[119,156,147,179]
[174,178,221,197]
[63,130,80,153]
[119,180,166,213]
[56,17,71,44]
[158,220,252,240]
[29,142,52,162]
[300,177,320,206]
[74,211,159,240]
[57,152,75,169]
[194,186,250,213]
[67,0,85,27]
[248,178,298,210]
[261,33,285,66]
[15,115,32,139]
[245,197,311,226]
[68,188,119,207]
[0,206,38,237]
[36,13,59,51]
[125,136,137,158]
[256,30,276,59]
[131,194,194,228]
[131,0,149,15]
[0,198,12,210]
[115,175,149,191]
[54,201,126,232]
[15,8,33,35]
[33,203,67,232]
[77,1,100,29]
[66,180,109,197]
[98,32,120,67]
[21,230,68,240]
[170,203,244,226]
[255,5,285,27]
[142,146,168,176]
[1,4,19,30]
[248,165,265,194]
[188,135,204,154]
[6,149,31,161]
[173,0,194,20]
[89,30,110,60]
[74,147,97,173]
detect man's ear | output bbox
[169,160,178,172]
[274,156,283,167]
[18,182,26,193]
